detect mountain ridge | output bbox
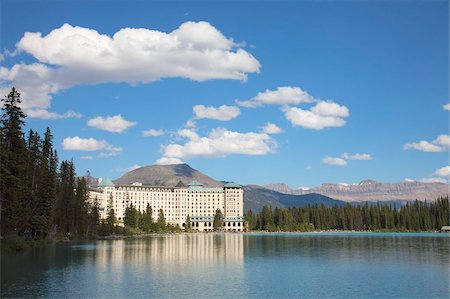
[264,180,449,202]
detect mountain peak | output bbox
[114,163,223,187]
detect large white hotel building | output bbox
[89,179,245,232]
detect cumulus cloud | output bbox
[177,128,200,140]
[404,134,449,152]
[260,122,283,134]
[237,86,314,108]
[87,115,136,133]
[193,105,240,121]
[62,136,122,158]
[0,22,260,110]
[26,108,82,119]
[433,134,450,148]
[322,156,347,166]
[142,129,164,137]
[63,136,108,151]
[341,152,373,160]
[443,103,450,111]
[434,166,450,178]
[283,101,349,130]
[157,127,276,163]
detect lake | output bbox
[1,232,449,298]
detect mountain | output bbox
[113,164,346,212]
[244,185,346,212]
[114,163,223,187]
[264,180,449,202]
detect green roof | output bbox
[224,182,241,188]
[188,180,203,187]
[98,178,115,187]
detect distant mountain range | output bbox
[102,163,448,212]
[264,179,449,203]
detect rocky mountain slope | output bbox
[264,180,449,202]
[243,185,346,212]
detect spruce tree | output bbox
[213,209,224,231]
[0,87,29,235]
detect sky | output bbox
[0,0,448,188]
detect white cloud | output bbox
[125,164,141,172]
[403,134,450,152]
[62,136,122,158]
[87,114,136,133]
[283,100,349,130]
[193,105,240,121]
[443,103,450,111]
[26,108,82,119]
[63,136,108,151]
[157,127,276,163]
[311,101,349,117]
[155,157,184,165]
[433,134,450,148]
[80,156,93,160]
[237,86,314,108]
[261,122,284,134]
[142,129,164,137]
[341,152,373,161]
[322,156,347,166]
[404,178,415,182]
[177,128,200,141]
[0,22,260,110]
[434,166,450,178]
[420,177,447,184]
[185,119,196,128]
[403,141,444,152]
[97,146,123,158]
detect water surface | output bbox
[2,232,449,298]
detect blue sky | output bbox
[1,0,448,187]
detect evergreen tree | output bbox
[139,203,153,232]
[213,209,224,231]
[54,160,76,237]
[89,202,100,235]
[74,177,89,237]
[107,208,116,228]
[157,209,166,232]
[185,215,192,232]
[33,128,57,239]
[124,203,138,228]
[0,87,29,234]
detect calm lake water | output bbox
[1,232,449,298]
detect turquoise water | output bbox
[2,232,449,298]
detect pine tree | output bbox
[32,128,57,239]
[0,87,29,235]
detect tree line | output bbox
[119,205,225,233]
[0,88,98,247]
[245,198,449,232]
